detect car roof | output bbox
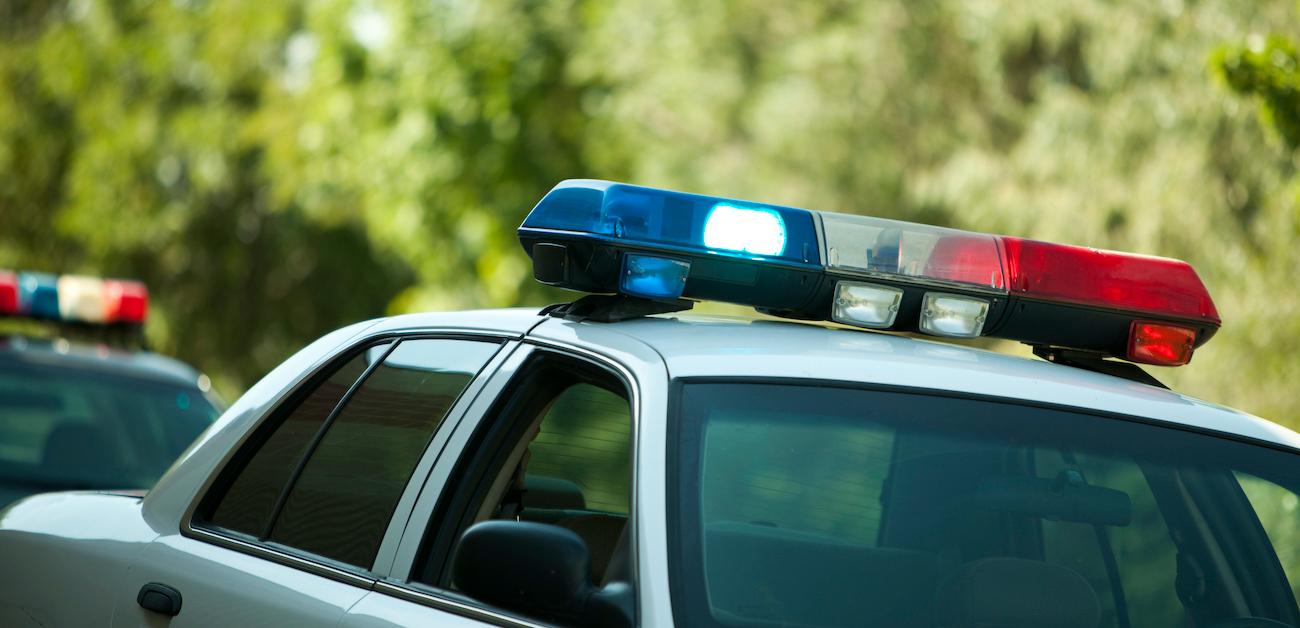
[357,307,1300,452]
[0,335,205,389]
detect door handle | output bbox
[137,582,183,617]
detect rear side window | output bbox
[201,338,500,569]
[206,343,387,536]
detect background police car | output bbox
[1,181,1297,628]
[0,271,220,507]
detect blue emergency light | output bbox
[519,180,1222,366]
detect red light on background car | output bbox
[105,280,149,324]
[1128,321,1197,366]
[0,271,16,314]
[1001,237,1220,326]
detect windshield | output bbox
[0,361,219,506]
[671,382,1300,628]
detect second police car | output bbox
[0,272,221,508]
[1,180,1297,628]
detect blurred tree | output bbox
[0,1,416,394]
[0,0,1297,421]
[1215,35,1300,149]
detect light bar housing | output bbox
[520,180,1220,366]
[0,270,149,326]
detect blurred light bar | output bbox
[1,270,148,326]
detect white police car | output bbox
[0,272,220,508]
[1,181,1297,628]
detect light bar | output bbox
[519,180,1221,366]
[0,270,149,326]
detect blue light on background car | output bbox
[620,254,691,300]
[702,204,787,256]
[18,273,60,319]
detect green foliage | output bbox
[1214,35,1300,149]
[0,0,1298,423]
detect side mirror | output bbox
[452,520,632,627]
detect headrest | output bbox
[935,557,1099,628]
[523,475,586,510]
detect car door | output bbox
[112,334,513,627]
[340,322,671,627]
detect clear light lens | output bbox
[832,281,903,329]
[919,293,990,338]
[821,213,1005,290]
[620,254,690,300]
[58,275,109,323]
[703,204,787,256]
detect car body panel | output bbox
[0,493,156,627]
[108,532,370,628]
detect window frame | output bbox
[374,338,643,627]
[665,375,1300,628]
[180,330,518,589]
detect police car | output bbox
[0,272,220,507]
[1,180,1297,628]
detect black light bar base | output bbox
[541,294,694,323]
[1031,345,1168,389]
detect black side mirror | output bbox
[452,520,632,627]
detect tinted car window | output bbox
[0,362,219,506]
[672,383,1300,628]
[526,383,631,514]
[268,338,500,567]
[205,342,388,536]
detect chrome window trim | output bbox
[185,525,376,590]
[179,328,520,589]
[372,581,549,628]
